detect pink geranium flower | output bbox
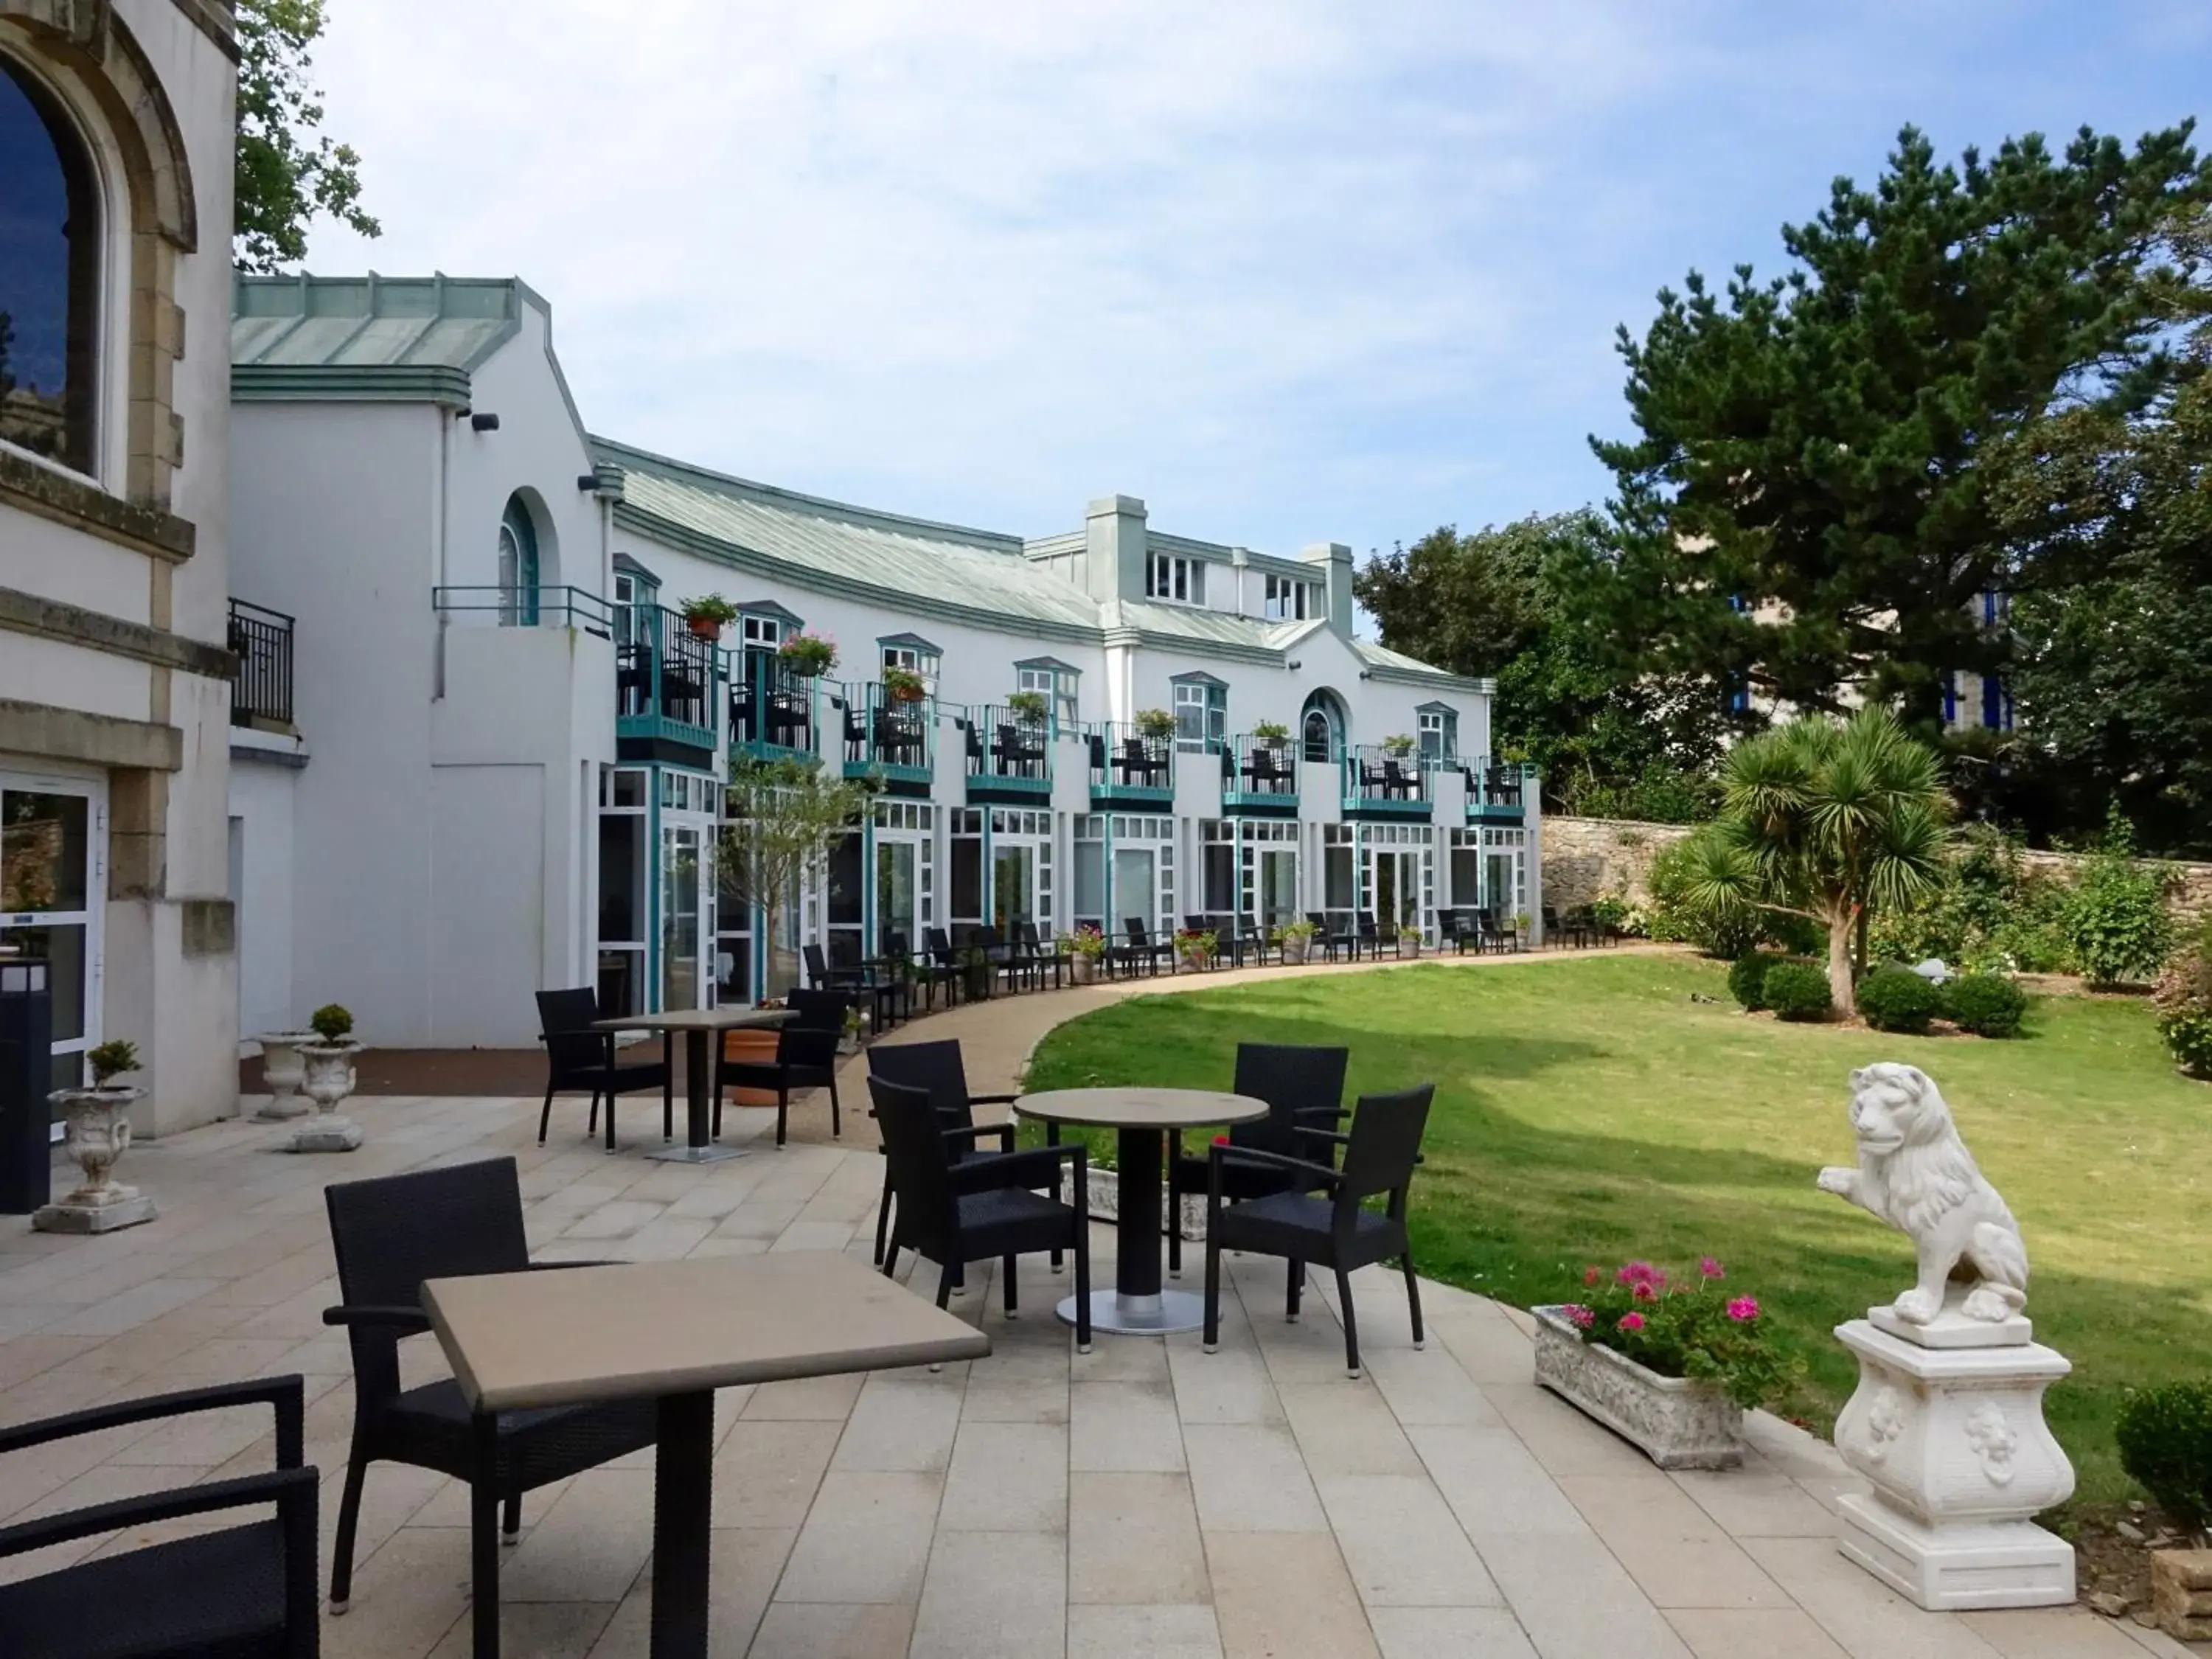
[1565,1304,1595,1329]
[1616,1261,1660,1287]
[1617,1312,1646,1333]
[1632,1280,1658,1302]
[1700,1256,1725,1280]
[1727,1297,1760,1322]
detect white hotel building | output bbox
[226,274,1541,1049]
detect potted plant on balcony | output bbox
[1398,922,1424,958]
[681,594,739,640]
[35,1039,156,1234]
[882,665,928,704]
[1382,733,1416,759]
[1063,925,1105,985]
[1007,689,1050,726]
[779,631,838,676]
[1174,927,1218,973]
[1276,917,1318,966]
[1135,707,1176,742]
[1251,719,1290,753]
[1532,1257,1794,1469]
[289,1003,364,1153]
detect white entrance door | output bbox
[1,772,105,1113]
[1369,847,1422,931]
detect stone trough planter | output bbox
[1085,1164,1206,1241]
[1531,1304,1742,1470]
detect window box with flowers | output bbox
[1532,1257,1795,1470]
[779,631,838,676]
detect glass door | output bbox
[661,823,703,1012]
[1111,846,1156,933]
[1370,848,1421,931]
[992,842,1035,938]
[1,774,102,1110]
[876,838,917,955]
[1259,848,1298,932]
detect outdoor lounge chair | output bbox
[716,1021,843,1146]
[1113,918,1175,978]
[872,1076,1093,1347]
[0,1376,320,1659]
[1166,1041,1349,1277]
[867,1038,1054,1269]
[1202,1083,1435,1377]
[1305,910,1352,963]
[535,987,672,1151]
[1354,912,1385,960]
[321,1158,658,1630]
[1439,911,1472,954]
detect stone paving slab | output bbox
[1,959,2192,1658]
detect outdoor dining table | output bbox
[591,1006,791,1164]
[422,1251,988,1659]
[1015,1086,1267,1335]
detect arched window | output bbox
[1301,689,1346,762]
[497,495,540,625]
[0,56,102,476]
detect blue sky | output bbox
[308,1,2209,560]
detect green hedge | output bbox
[1941,974,2028,1039]
[1858,966,1939,1035]
[2115,1381,2212,1532]
[1762,961,1833,1023]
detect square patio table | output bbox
[422,1251,990,1659]
[592,1006,791,1164]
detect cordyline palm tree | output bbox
[1677,709,1949,1015]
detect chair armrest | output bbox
[322,1302,433,1334]
[966,1093,1020,1107]
[526,1258,621,1270]
[0,1374,305,1462]
[1295,1126,1351,1147]
[942,1123,1016,1153]
[955,1144,1085,1193]
[0,1466,319,1560]
[1207,1141,1340,1188]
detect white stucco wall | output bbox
[229,754,297,1039]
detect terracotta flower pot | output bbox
[722,1027,782,1107]
[686,614,723,641]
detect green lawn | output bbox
[1020,953,2212,1507]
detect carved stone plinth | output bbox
[1532,1305,1743,1470]
[285,1042,363,1153]
[1832,1318,2075,1610]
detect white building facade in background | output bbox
[227,274,1541,1049]
[0,0,240,1133]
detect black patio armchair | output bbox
[1202,1083,1436,1377]
[322,1158,658,1634]
[1481,908,1520,953]
[866,1038,1045,1265]
[916,927,964,1009]
[1166,1042,1349,1278]
[1354,912,1385,960]
[872,1076,1093,1347]
[715,1020,843,1146]
[1111,917,1174,978]
[535,987,671,1151]
[1438,911,1471,955]
[1305,910,1351,963]
[0,1376,319,1659]
[1017,920,1064,990]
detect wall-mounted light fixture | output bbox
[576,473,599,492]
[470,411,501,433]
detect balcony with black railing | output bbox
[227,598,295,731]
[1465,757,1531,822]
[961,704,1053,801]
[1088,722,1174,806]
[1341,743,1431,818]
[728,647,819,762]
[841,681,933,790]
[615,602,721,756]
[1220,733,1298,814]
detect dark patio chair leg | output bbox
[604,1093,617,1154]
[1047,1123,1065,1273]
[936,1257,959,1309]
[1202,1226,1222,1353]
[1073,1225,1093,1354]
[1402,1251,1426,1350]
[776,1083,789,1147]
[1166,1188,1181,1278]
[586,1093,599,1138]
[874,1165,894,1265]
[502,1491,521,1543]
[1287,1259,1304,1323]
[664,1070,675,1141]
[538,1084,556,1147]
[882,1242,899,1279]
[829,1073,842,1138]
[330,1450,368,1610]
[1003,1253,1019,1318]
[470,1417,500,1659]
[1337,1265,1362,1378]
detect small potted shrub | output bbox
[1276,917,1318,966]
[1173,927,1217,972]
[680,594,739,639]
[2115,1381,2212,1540]
[1534,1257,1795,1469]
[1063,925,1106,985]
[1008,689,1050,726]
[291,1003,364,1152]
[2153,928,2212,1080]
[1135,707,1177,742]
[1382,733,1416,759]
[37,1039,156,1233]
[1761,961,1833,1023]
[1251,719,1290,750]
[1398,922,1424,959]
[882,665,928,704]
[778,631,837,676]
[1857,965,1939,1035]
[1939,973,2028,1039]
[839,1003,866,1056]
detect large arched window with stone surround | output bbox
[0,51,101,476]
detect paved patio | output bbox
[0,960,2188,1659]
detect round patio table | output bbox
[1015,1086,1267,1335]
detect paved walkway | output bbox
[0,951,2183,1658]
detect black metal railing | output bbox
[962,703,1052,790]
[1221,733,1297,801]
[728,647,818,757]
[1466,758,1525,808]
[1343,743,1428,806]
[841,682,933,776]
[227,598,293,728]
[1088,722,1174,797]
[616,602,719,740]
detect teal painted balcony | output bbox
[1088,721,1174,807]
[1220,733,1298,815]
[1465,758,1533,823]
[728,647,821,762]
[613,600,722,759]
[1342,743,1431,819]
[961,703,1053,802]
[842,681,934,793]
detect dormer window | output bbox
[1015,658,1079,729]
[1263,574,1315,622]
[1417,704,1456,762]
[1146,553,1205,605]
[880,633,942,696]
[734,601,804,651]
[1172,672,1227,754]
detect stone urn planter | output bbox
[1069,953,1099,987]
[253,1032,317,1121]
[36,1086,156,1233]
[1280,933,1310,966]
[1531,1305,1743,1470]
[1399,934,1423,959]
[287,1041,364,1152]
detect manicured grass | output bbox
[1020,953,2212,1506]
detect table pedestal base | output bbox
[647,1143,745,1164]
[1057,1288,1208,1335]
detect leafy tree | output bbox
[718,757,878,999]
[1355,512,1719,815]
[1582,123,2212,729]
[234,0,379,272]
[1672,710,1950,1014]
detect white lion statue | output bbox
[1816,1063,2029,1326]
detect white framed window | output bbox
[740,613,783,647]
[1015,663,1079,729]
[1146,553,1206,605]
[1263,574,1314,622]
[1417,707,1456,762]
[880,641,941,695]
[1172,679,1226,754]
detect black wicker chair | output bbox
[1165,1043,1348,1279]
[1353,912,1385,960]
[0,1377,319,1659]
[714,1020,842,1146]
[1306,910,1352,963]
[1201,1083,1435,1377]
[1113,918,1175,978]
[871,1076,1093,1349]
[321,1159,658,1638]
[535,987,672,1151]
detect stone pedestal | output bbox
[252,1033,316,1121]
[285,1043,364,1154]
[32,1189,158,1232]
[1832,1315,2075,1610]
